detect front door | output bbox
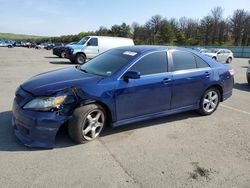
[115,51,172,121]
[85,38,99,59]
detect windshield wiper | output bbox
[76,65,89,73]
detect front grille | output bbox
[15,94,25,104]
[65,47,73,55]
[17,123,30,136]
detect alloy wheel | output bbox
[82,109,105,140]
[203,91,219,113]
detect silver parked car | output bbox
[203,48,234,63]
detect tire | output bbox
[60,51,66,58]
[68,104,106,144]
[75,53,86,64]
[212,57,217,61]
[198,87,220,116]
[226,57,232,64]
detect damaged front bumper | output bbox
[12,99,70,148]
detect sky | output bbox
[0,0,249,36]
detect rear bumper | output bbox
[52,50,60,56]
[12,100,69,148]
[222,76,234,101]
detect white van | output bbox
[65,36,134,64]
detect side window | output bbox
[172,51,196,71]
[195,55,210,68]
[88,38,98,46]
[129,52,168,75]
[218,50,223,54]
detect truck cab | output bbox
[65,36,134,64]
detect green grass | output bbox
[0,33,47,41]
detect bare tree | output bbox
[231,9,248,45]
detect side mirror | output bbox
[248,59,250,65]
[217,51,221,54]
[123,70,140,80]
[87,42,91,46]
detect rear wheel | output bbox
[75,53,86,64]
[226,57,232,64]
[60,51,66,58]
[68,104,106,144]
[198,88,220,115]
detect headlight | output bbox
[23,96,66,111]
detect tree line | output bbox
[35,7,250,46]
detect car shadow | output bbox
[44,56,61,59]
[234,83,250,92]
[241,66,249,69]
[49,61,74,65]
[0,110,199,151]
[100,111,199,137]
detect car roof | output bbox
[115,45,194,54]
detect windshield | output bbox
[78,37,90,45]
[80,49,138,77]
[207,49,219,53]
[200,49,208,53]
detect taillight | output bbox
[228,69,234,76]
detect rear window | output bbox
[172,51,196,71]
[195,56,210,68]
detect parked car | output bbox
[14,41,24,47]
[53,42,77,58]
[65,36,134,64]
[247,59,250,85]
[192,47,208,53]
[0,40,14,48]
[12,46,234,148]
[35,43,48,49]
[203,48,233,63]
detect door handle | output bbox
[162,78,172,84]
[204,71,210,76]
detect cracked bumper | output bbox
[12,100,69,148]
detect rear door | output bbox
[170,50,212,109]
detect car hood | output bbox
[68,44,84,50]
[204,53,216,57]
[21,67,103,96]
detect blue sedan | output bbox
[12,46,234,148]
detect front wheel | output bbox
[75,54,86,64]
[68,104,106,144]
[198,88,220,115]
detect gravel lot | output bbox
[0,47,249,188]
